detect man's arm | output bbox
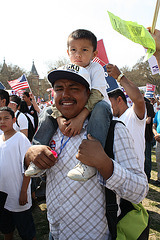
[20,129,28,138]
[19,175,30,205]
[76,124,148,203]
[30,92,40,113]
[153,122,160,142]
[106,64,145,120]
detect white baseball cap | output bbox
[48,64,91,89]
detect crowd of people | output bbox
[0,27,160,240]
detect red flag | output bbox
[93,39,109,66]
[8,74,29,91]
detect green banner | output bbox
[107,11,156,60]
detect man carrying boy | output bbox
[26,29,112,181]
[0,107,36,240]
[25,65,148,240]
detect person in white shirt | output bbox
[24,65,148,240]
[0,89,9,135]
[107,64,146,171]
[8,95,28,138]
[0,106,36,240]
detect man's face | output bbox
[109,97,120,118]
[53,79,90,119]
[22,94,31,105]
[67,38,97,68]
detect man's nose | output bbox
[62,87,71,97]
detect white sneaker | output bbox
[25,162,46,177]
[67,162,96,181]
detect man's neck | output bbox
[3,129,16,141]
[118,105,129,118]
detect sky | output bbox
[0,0,160,78]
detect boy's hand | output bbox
[19,190,28,206]
[64,115,84,137]
[57,116,68,135]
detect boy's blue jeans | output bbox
[33,101,112,148]
[87,100,112,147]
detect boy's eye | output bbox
[71,48,76,52]
[83,49,88,52]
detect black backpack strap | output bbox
[16,111,20,128]
[104,120,119,240]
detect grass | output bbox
[0,149,160,239]
[143,149,160,240]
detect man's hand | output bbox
[147,27,160,52]
[76,134,113,180]
[147,27,160,68]
[154,133,160,143]
[19,190,28,206]
[25,145,58,169]
[106,64,121,79]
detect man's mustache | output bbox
[59,98,77,104]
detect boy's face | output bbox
[0,111,15,132]
[67,38,97,67]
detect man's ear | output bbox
[13,117,16,124]
[117,96,123,103]
[87,89,90,97]
[1,99,6,106]
[92,50,98,60]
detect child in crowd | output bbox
[0,107,36,240]
[25,29,112,181]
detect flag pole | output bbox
[24,74,36,101]
[151,0,160,34]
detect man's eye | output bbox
[71,88,79,91]
[55,88,63,92]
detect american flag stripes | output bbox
[8,74,29,91]
[93,39,109,67]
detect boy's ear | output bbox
[67,49,69,56]
[92,50,98,60]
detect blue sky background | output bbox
[1,0,159,77]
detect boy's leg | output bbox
[67,101,112,181]
[87,100,112,148]
[13,208,36,240]
[33,106,58,146]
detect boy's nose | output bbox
[75,51,81,57]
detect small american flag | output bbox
[93,39,109,67]
[8,74,29,91]
[93,57,101,64]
